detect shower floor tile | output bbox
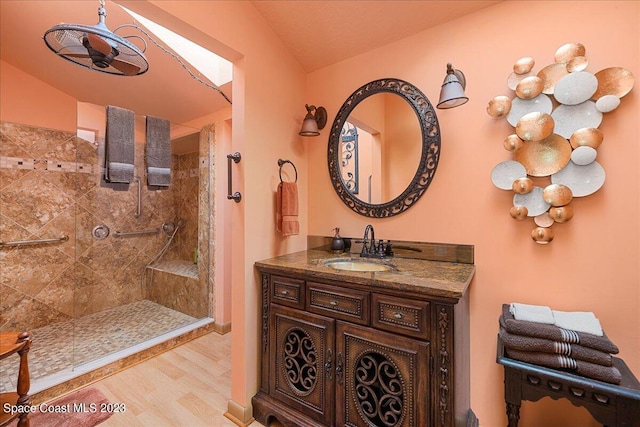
[0,300,197,393]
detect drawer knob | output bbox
[280,290,290,295]
[593,393,610,404]
[330,300,339,307]
[569,387,585,397]
[393,312,404,319]
[527,375,540,385]
[547,381,562,391]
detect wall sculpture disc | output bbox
[487,42,634,244]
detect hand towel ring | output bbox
[278,159,298,183]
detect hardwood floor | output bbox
[88,331,265,427]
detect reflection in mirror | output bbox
[340,122,359,195]
[343,93,421,205]
[328,79,440,218]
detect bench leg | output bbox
[506,402,520,427]
[503,366,522,427]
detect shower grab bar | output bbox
[0,235,69,248]
[113,229,160,238]
[134,175,142,218]
[227,152,242,203]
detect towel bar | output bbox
[227,152,242,203]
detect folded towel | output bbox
[510,302,555,324]
[276,182,299,236]
[499,327,613,366]
[501,305,619,354]
[105,105,135,183]
[505,348,622,384]
[552,309,603,337]
[145,116,171,187]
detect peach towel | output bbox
[277,182,299,236]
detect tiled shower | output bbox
[0,119,211,394]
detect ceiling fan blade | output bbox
[65,53,92,59]
[111,59,141,76]
[86,33,113,56]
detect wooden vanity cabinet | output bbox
[253,270,472,427]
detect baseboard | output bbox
[225,399,254,427]
[466,408,479,427]
[214,321,231,334]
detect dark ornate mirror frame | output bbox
[328,78,441,218]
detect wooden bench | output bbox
[497,336,640,426]
[0,331,31,427]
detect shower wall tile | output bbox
[38,204,75,260]
[147,266,207,318]
[199,124,215,318]
[0,285,26,328]
[0,121,203,332]
[0,171,75,234]
[0,122,213,330]
[36,267,75,317]
[6,124,75,160]
[0,286,70,331]
[1,244,73,297]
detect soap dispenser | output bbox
[330,227,345,253]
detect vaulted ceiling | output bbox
[0,1,501,125]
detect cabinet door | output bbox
[270,305,336,426]
[336,322,430,427]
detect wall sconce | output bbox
[299,104,327,136]
[437,63,469,109]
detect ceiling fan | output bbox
[43,0,149,76]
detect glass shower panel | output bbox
[0,121,78,392]
[73,102,207,368]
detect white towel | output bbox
[509,303,555,324]
[552,310,603,337]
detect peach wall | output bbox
[0,60,76,132]
[307,2,639,426]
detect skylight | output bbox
[120,6,232,87]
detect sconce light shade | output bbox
[437,63,469,109]
[299,104,327,136]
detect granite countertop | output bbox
[255,249,475,299]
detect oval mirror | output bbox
[328,79,441,217]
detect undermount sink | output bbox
[324,260,392,272]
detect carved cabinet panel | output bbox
[270,305,335,425]
[336,322,430,427]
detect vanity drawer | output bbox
[271,276,305,309]
[372,293,431,340]
[307,282,370,325]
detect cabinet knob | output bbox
[280,290,290,295]
[393,312,404,319]
[329,300,339,307]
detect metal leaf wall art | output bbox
[488,42,635,244]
